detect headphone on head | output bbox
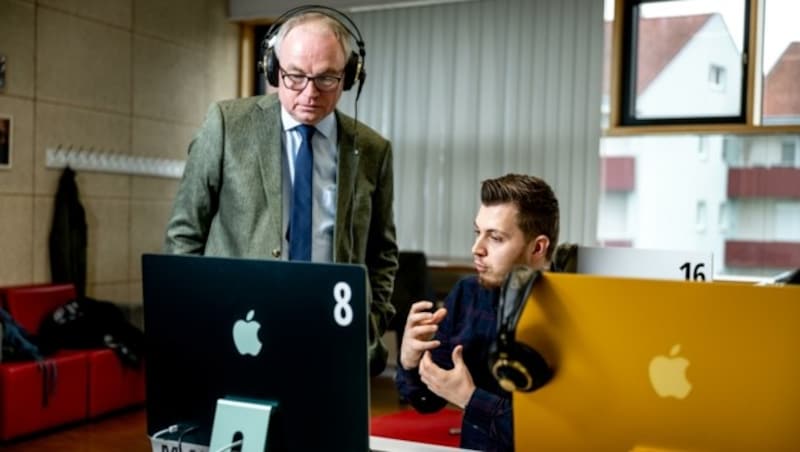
[489,266,553,393]
[259,5,366,95]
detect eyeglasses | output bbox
[279,68,343,92]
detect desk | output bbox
[371,435,476,451]
[150,435,473,451]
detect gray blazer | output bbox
[164,94,398,374]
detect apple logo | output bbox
[232,310,262,356]
[648,344,692,399]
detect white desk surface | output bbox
[151,435,474,452]
[371,435,476,451]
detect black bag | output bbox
[38,297,144,368]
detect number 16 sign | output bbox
[576,246,714,282]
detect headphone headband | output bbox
[260,4,367,97]
[497,266,539,338]
[263,5,365,56]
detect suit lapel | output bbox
[335,113,358,262]
[255,96,282,212]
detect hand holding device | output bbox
[399,300,447,370]
[418,346,476,409]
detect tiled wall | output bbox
[0,0,239,304]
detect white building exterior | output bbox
[599,14,800,276]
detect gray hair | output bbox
[273,12,353,62]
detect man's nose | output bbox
[471,237,485,256]
[302,79,320,96]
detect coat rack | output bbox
[45,146,185,179]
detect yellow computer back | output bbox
[514,273,800,451]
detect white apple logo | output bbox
[232,309,262,356]
[648,344,692,399]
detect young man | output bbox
[164,8,398,375]
[396,174,568,451]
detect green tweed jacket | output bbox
[164,94,398,374]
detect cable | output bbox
[349,90,360,263]
[213,439,244,452]
[177,425,200,452]
[151,424,180,439]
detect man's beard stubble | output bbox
[477,273,503,289]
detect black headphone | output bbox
[489,266,553,392]
[259,5,366,95]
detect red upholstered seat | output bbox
[3,284,76,333]
[0,351,88,440]
[1,284,87,440]
[87,349,146,418]
[0,283,146,439]
[370,407,463,447]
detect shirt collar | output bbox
[280,107,336,140]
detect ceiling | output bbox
[228,0,475,21]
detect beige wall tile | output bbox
[38,0,132,29]
[133,36,206,125]
[88,281,130,302]
[205,0,240,106]
[0,194,33,285]
[83,197,130,283]
[129,199,173,280]
[132,117,196,160]
[131,176,179,201]
[0,0,35,98]
[134,0,206,50]
[75,172,131,200]
[37,8,131,113]
[129,281,143,305]
[129,118,191,200]
[32,195,53,284]
[2,0,241,293]
[35,101,131,196]
[0,95,34,194]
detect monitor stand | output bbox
[209,397,277,452]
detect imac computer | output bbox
[142,254,369,452]
[511,271,800,450]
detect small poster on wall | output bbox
[0,115,10,168]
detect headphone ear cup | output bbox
[490,340,552,393]
[265,48,279,88]
[342,51,360,91]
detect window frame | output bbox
[238,20,277,99]
[608,0,800,136]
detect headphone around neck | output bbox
[259,5,367,98]
[489,266,553,392]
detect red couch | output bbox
[0,283,145,441]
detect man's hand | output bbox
[399,301,447,370]
[418,345,476,409]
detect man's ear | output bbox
[529,234,550,262]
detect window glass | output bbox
[631,0,746,120]
[599,133,800,278]
[761,0,800,125]
[781,140,796,166]
[602,0,800,278]
[708,64,726,91]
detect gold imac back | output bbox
[513,272,800,451]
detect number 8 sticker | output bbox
[333,282,353,327]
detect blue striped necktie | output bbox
[289,124,315,261]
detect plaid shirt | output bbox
[395,276,513,452]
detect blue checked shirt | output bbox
[395,276,513,452]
